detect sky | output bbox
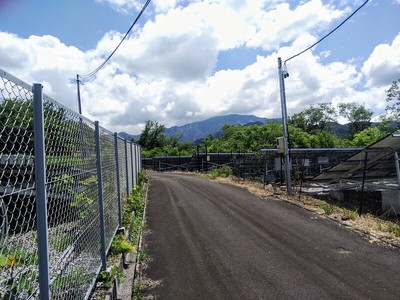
[1,0,400,134]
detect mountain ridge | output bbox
[119,114,280,143]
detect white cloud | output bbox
[0,32,84,110]
[362,32,400,88]
[0,32,36,70]
[1,1,398,135]
[248,0,346,50]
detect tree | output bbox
[138,120,166,150]
[289,103,337,133]
[352,127,383,147]
[376,114,395,136]
[385,79,400,125]
[338,102,373,136]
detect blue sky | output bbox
[1,0,400,134]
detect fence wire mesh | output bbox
[126,144,133,193]
[99,127,119,252]
[0,69,141,300]
[0,72,38,300]
[117,138,127,201]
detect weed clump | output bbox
[390,224,400,236]
[110,234,135,255]
[320,203,333,215]
[205,166,233,179]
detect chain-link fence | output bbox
[0,68,141,300]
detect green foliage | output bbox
[206,166,233,179]
[127,186,144,213]
[390,224,400,236]
[110,234,135,255]
[98,266,125,288]
[51,267,91,289]
[138,170,149,185]
[138,120,181,151]
[48,233,72,252]
[54,174,97,219]
[338,102,373,136]
[289,103,337,134]
[131,211,144,246]
[137,247,148,263]
[321,203,333,215]
[140,92,397,157]
[122,185,146,246]
[0,247,38,267]
[352,127,384,147]
[0,271,38,298]
[132,283,146,300]
[123,186,145,228]
[342,208,357,220]
[122,205,134,229]
[0,246,39,298]
[0,98,34,155]
[386,79,400,125]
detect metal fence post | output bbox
[130,142,135,187]
[124,139,130,196]
[135,144,140,184]
[139,146,142,170]
[132,144,138,186]
[95,121,107,270]
[33,83,51,300]
[114,133,122,228]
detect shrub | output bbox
[320,203,333,215]
[126,186,144,213]
[110,234,135,255]
[138,171,149,185]
[390,224,400,236]
[207,166,233,179]
[98,266,125,288]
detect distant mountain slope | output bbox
[119,117,386,144]
[165,114,274,143]
[118,131,139,141]
[119,114,279,143]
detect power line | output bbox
[284,0,369,63]
[79,0,152,80]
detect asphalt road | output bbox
[142,172,400,300]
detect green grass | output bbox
[320,203,333,215]
[342,208,357,220]
[204,166,233,179]
[110,234,135,255]
[131,283,146,300]
[390,224,400,236]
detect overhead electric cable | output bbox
[284,0,369,63]
[80,0,152,80]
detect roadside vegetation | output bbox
[92,170,150,299]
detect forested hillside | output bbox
[135,80,400,158]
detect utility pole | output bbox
[76,74,82,114]
[278,57,292,195]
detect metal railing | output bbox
[0,68,141,299]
